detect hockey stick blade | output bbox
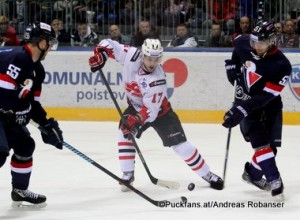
[98,68,180,190]
[30,121,183,207]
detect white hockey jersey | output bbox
[98,39,170,123]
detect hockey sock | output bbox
[254,146,280,182]
[248,155,264,181]
[172,141,209,177]
[118,131,136,172]
[10,154,32,190]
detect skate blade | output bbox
[11,201,47,209]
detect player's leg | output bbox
[7,125,46,205]
[117,107,136,192]
[246,111,284,197]
[151,110,223,190]
[240,117,269,190]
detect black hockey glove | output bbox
[89,46,109,72]
[120,114,144,139]
[0,108,14,123]
[41,118,63,150]
[14,103,31,125]
[222,105,248,128]
[225,59,241,85]
[0,103,31,126]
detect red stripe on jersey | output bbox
[0,74,17,86]
[118,142,135,146]
[265,82,284,92]
[34,90,41,97]
[192,159,205,171]
[119,156,135,160]
[254,147,273,157]
[185,149,198,163]
[11,161,33,168]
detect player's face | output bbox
[251,40,269,55]
[142,55,161,72]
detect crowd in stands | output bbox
[0,0,300,49]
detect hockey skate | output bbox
[242,162,271,191]
[202,171,224,190]
[119,171,135,192]
[270,177,284,201]
[11,188,47,208]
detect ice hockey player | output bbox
[222,21,291,198]
[88,38,224,191]
[0,22,64,207]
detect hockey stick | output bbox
[222,80,237,185]
[30,120,186,207]
[98,68,180,190]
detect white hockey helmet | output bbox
[142,38,163,58]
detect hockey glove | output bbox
[89,46,109,72]
[0,108,14,123]
[120,114,144,139]
[222,105,248,128]
[225,59,241,85]
[15,103,31,125]
[41,118,63,150]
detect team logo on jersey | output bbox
[125,82,142,97]
[243,61,262,91]
[162,58,188,98]
[289,64,300,101]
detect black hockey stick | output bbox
[30,121,186,207]
[222,81,237,185]
[98,68,180,190]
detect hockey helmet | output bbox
[24,22,57,47]
[250,21,275,42]
[142,38,163,58]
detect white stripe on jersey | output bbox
[0,80,16,90]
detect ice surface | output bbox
[0,122,299,220]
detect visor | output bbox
[49,38,58,51]
[249,34,271,48]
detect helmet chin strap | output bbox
[36,40,50,62]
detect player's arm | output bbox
[224,49,242,85]
[30,62,63,150]
[89,39,132,72]
[223,65,292,128]
[120,78,168,138]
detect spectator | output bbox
[167,23,198,47]
[274,22,284,46]
[276,19,300,48]
[51,19,71,47]
[119,0,136,25]
[203,0,238,35]
[232,16,251,40]
[71,20,98,47]
[205,22,231,47]
[164,0,181,27]
[130,20,160,47]
[108,24,131,44]
[0,16,20,46]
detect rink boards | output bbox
[10,48,300,124]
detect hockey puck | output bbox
[188,183,195,191]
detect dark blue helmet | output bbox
[24,21,56,44]
[251,21,275,41]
